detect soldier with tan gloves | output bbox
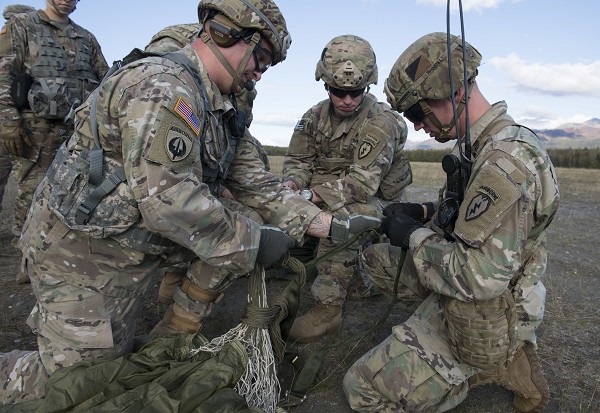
[343,32,558,413]
[282,35,412,342]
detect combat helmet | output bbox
[198,0,291,65]
[316,34,377,90]
[384,32,481,113]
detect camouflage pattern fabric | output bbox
[144,23,258,127]
[283,93,410,306]
[0,9,108,238]
[343,101,560,411]
[315,34,377,90]
[198,0,291,65]
[0,144,11,210]
[0,44,321,403]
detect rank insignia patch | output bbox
[165,125,193,162]
[174,97,201,136]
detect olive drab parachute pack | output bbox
[21,11,99,119]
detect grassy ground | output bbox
[1,161,599,412]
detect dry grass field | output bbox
[0,160,598,413]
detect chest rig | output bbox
[25,11,97,119]
[309,96,376,184]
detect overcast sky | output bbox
[5,0,599,146]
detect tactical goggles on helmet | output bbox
[328,86,365,99]
[250,41,273,73]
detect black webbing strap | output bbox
[283,247,407,405]
[75,167,126,225]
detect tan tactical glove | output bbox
[1,120,29,157]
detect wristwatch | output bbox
[300,189,313,202]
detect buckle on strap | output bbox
[74,167,126,225]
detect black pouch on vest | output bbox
[228,109,246,138]
[10,73,33,110]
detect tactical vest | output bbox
[45,49,237,255]
[25,11,98,119]
[308,95,409,200]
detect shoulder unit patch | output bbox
[465,192,492,221]
[165,125,193,162]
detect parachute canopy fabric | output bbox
[3,334,264,413]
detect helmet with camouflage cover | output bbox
[315,34,377,90]
[384,32,481,113]
[197,0,291,65]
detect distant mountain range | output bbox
[405,118,600,150]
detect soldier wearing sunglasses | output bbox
[282,34,412,342]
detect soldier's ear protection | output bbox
[207,13,248,48]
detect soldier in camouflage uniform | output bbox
[343,32,559,413]
[0,0,108,284]
[282,35,412,342]
[144,22,269,304]
[0,5,36,213]
[0,0,380,404]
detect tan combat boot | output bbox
[157,271,185,304]
[150,279,223,336]
[288,302,342,343]
[469,342,549,413]
[149,303,204,336]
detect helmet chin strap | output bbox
[422,89,469,143]
[200,31,259,93]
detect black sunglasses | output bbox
[328,86,365,99]
[403,102,426,124]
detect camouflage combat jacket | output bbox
[35,44,321,275]
[397,102,560,382]
[0,9,108,124]
[282,94,412,212]
[144,22,257,128]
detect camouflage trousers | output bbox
[168,197,265,320]
[0,144,13,212]
[11,114,68,238]
[312,201,382,306]
[343,243,477,412]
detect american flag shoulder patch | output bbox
[174,97,201,136]
[294,119,306,131]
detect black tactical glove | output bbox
[256,225,295,266]
[379,213,423,250]
[329,215,381,243]
[383,202,435,224]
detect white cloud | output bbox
[488,54,600,98]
